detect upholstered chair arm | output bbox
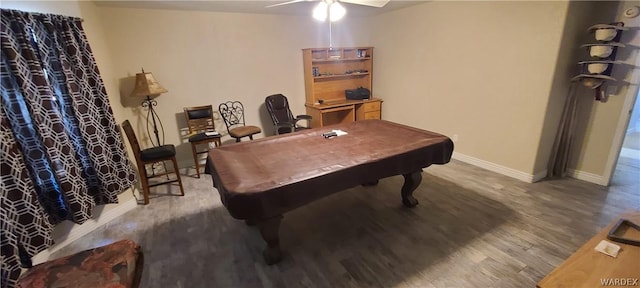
[294,115,312,128]
[275,123,295,135]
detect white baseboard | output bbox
[452,152,608,185]
[532,169,548,183]
[567,169,607,186]
[31,195,138,265]
[452,152,540,183]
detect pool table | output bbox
[207,119,454,264]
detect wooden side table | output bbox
[537,212,640,288]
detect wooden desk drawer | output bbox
[362,101,381,112]
[364,111,380,120]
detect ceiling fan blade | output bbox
[340,0,390,8]
[265,0,315,8]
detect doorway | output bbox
[611,89,640,186]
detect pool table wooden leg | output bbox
[401,171,422,207]
[257,215,283,265]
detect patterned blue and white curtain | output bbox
[1,9,136,287]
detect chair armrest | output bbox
[275,123,295,134]
[294,115,312,128]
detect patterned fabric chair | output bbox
[17,240,143,288]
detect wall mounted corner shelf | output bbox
[587,24,629,31]
[580,43,626,48]
[571,74,616,82]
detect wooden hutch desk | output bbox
[302,47,381,128]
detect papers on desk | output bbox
[205,131,220,136]
[595,240,620,258]
[323,129,348,139]
[333,129,347,136]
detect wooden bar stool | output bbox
[184,105,221,178]
[122,120,184,204]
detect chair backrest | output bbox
[265,94,295,127]
[218,101,247,132]
[184,105,215,134]
[121,120,142,163]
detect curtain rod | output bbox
[1,8,84,22]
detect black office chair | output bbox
[265,94,312,135]
[218,101,262,142]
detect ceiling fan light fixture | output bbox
[329,1,346,21]
[313,1,328,21]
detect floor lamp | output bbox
[131,68,168,147]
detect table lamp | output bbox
[131,68,168,147]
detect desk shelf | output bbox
[303,47,378,128]
[313,73,370,81]
[311,57,371,63]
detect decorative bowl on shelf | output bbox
[587,63,609,74]
[588,23,628,41]
[571,74,616,89]
[581,43,625,58]
[589,45,614,58]
[595,29,618,41]
[581,77,605,89]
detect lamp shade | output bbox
[131,70,167,97]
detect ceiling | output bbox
[92,0,427,17]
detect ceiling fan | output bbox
[267,0,391,22]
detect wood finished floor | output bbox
[52,157,640,288]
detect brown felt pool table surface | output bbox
[207,119,454,221]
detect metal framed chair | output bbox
[122,120,184,205]
[183,105,221,178]
[265,94,312,135]
[218,101,261,142]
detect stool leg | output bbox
[161,162,170,180]
[171,156,185,196]
[138,164,150,205]
[191,143,200,178]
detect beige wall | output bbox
[92,0,633,184]
[93,6,371,167]
[370,1,570,176]
[369,1,632,182]
[1,1,633,183]
[570,1,640,184]
[2,0,636,261]
[533,1,619,176]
